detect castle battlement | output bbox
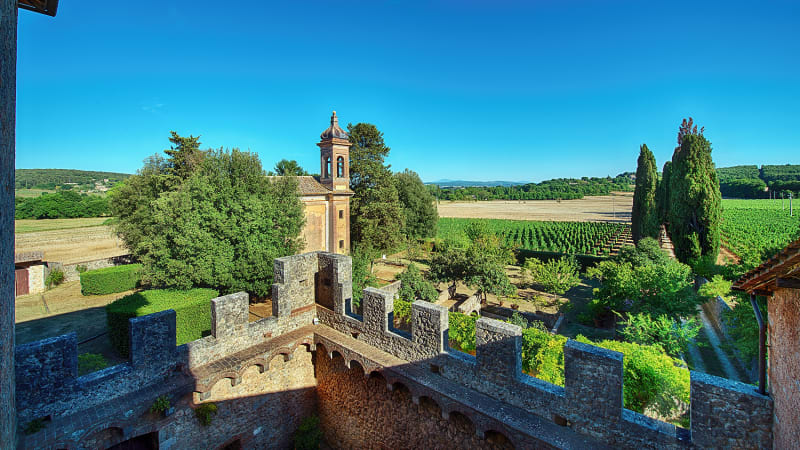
[14,251,773,449]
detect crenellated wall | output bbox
[13,251,775,449]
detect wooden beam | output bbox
[753,289,774,297]
[777,278,800,290]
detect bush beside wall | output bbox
[80,264,142,295]
[106,288,219,357]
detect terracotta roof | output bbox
[732,237,800,293]
[296,176,331,195]
[320,111,349,140]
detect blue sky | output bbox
[16,0,800,182]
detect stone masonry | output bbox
[14,251,775,449]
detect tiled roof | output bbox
[296,176,331,195]
[732,237,800,293]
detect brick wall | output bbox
[769,287,800,448]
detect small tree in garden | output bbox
[428,242,469,299]
[524,256,580,303]
[396,263,438,302]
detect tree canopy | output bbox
[631,144,659,243]
[347,123,405,251]
[111,133,305,298]
[270,159,309,176]
[394,169,438,239]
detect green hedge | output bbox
[106,288,219,357]
[80,264,142,295]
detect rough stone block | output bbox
[690,371,773,448]
[476,318,521,385]
[212,292,249,339]
[15,333,78,410]
[564,339,623,420]
[363,287,393,334]
[411,301,448,356]
[130,309,176,371]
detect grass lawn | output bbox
[15,188,56,198]
[15,217,111,234]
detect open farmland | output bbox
[436,192,633,223]
[15,218,128,264]
[720,199,800,264]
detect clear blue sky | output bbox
[16,0,800,182]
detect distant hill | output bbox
[15,169,131,192]
[426,180,528,188]
[715,164,800,198]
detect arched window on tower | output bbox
[325,157,331,178]
[337,156,344,178]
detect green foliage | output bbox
[523,256,580,297]
[23,418,46,435]
[396,263,438,302]
[195,402,218,426]
[351,246,379,307]
[760,164,800,183]
[15,191,111,219]
[716,165,761,184]
[433,174,634,201]
[437,217,627,256]
[293,414,323,450]
[75,264,88,274]
[106,288,219,357]
[45,268,65,289]
[394,169,438,239]
[577,335,690,417]
[428,241,469,298]
[15,168,130,190]
[347,123,406,251]
[617,312,700,358]
[448,311,477,353]
[720,199,800,269]
[632,144,660,243]
[78,353,109,376]
[80,264,142,295]
[521,327,567,385]
[656,161,672,223]
[163,131,204,180]
[722,294,767,362]
[698,275,732,300]
[111,136,304,298]
[150,395,171,413]
[393,299,412,323]
[587,238,700,320]
[270,159,309,176]
[720,178,767,199]
[667,129,722,263]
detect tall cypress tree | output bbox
[667,128,722,263]
[631,144,659,243]
[656,161,672,224]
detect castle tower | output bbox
[318,111,351,191]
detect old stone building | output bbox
[733,237,800,449]
[291,112,353,255]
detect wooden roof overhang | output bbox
[732,238,800,295]
[18,0,59,16]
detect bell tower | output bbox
[318,111,351,191]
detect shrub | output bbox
[45,268,65,289]
[150,395,170,413]
[106,288,218,357]
[293,414,323,450]
[75,264,88,274]
[80,264,142,295]
[77,353,108,375]
[393,299,412,324]
[195,402,217,426]
[617,312,700,358]
[698,275,732,300]
[23,419,46,435]
[396,263,438,302]
[521,327,567,385]
[448,312,477,354]
[722,293,767,362]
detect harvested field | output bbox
[437,192,633,223]
[15,219,128,264]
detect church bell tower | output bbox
[318,111,351,191]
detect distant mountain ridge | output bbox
[426,179,527,187]
[15,168,131,191]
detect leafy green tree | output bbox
[351,245,379,307]
[163,131,204,180]
[631,144,660,243]
[394,169,438,239]
[112,135,304,298]
[347,123,405,250]
[617,312,700,358]
[396,263,438,302]
[667,120,722,263]
[270,159,309,176]
[523,256,580,302]
[428,242,469,299]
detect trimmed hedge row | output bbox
[80,264,142,295]
[106,288,219,357]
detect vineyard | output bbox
[437,218,630,256]
[720,199,800,265]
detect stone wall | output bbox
[51,254,134,282]
[1,0,16,446]
[769,287,800,448]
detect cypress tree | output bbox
[656,161,672,224]
[667,130,722,263]
[632,144,660,243]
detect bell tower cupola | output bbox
[318,111,351,191]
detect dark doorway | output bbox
[107,432,159,450]
[315,271,334,310]
[15,267,29,296]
